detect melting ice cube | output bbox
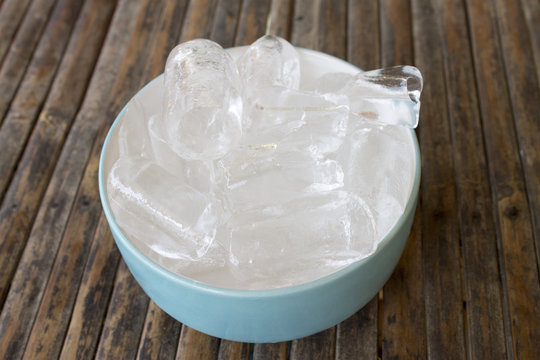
[312,66,423,128]
[107,157,221,260]
[163,39,243,160]
[222,191,377,288]
[237,35,300,92]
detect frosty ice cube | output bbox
[223,191,376,288]
[148,114,216,194]
[340,66,423,128]
[219,147,344,210]
[117,98,153,159]
[237,35,300,92]
[107,157,221,260]
[337,116,414,237]
[163,39,243,160]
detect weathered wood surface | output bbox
[0,0,538,359]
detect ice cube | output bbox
[337,116,413,237]
[341,66,423,128]
[237,35,300,92]
[163,39,243,160]
[148,114,217,194]
[107,157,221,260]
[222,191,376,288]
[117,98,153,158]
[307,72,352,94]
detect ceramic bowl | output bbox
[98,47,421,343]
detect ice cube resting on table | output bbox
[107,35,422,290]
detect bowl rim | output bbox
[98,47,421,297]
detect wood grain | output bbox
[253,342,288,360]
[336,298,378,359]
[0,0,83,200]
[59,215,121,359]
[266,0,293,38]
[0,0,141,358]
[178,0,219,43]
[290,327,336,360]
[94,260,150,360]
[291,0,346,58]
[0,0,32,65]
[434,0,509,358]
[175,327,221,360]
[137,301,182,360]
[235,0,272,46]
[210,0,243,48]
[487,0,540,357]
[520,0,540,81]
[0,0,84,310]
[347,0,380,70]
[412,0,467,358]
[218,341,251,360]
[0,0,57,124]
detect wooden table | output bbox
[0,0,538,358]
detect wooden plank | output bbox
[380,0,412,66]
[378,2,426,359]
[252,342,288,360]
[210,0,243,48]
[381,214,425,359]
[493,0,540,278]
[485,0,540,357]
[22,69,117,360]
[411,1,467,358]
[234,0,272,46]
[0,0,57,124]
[0,0,112,244]
[0,0,84,306]
[336,297,378,359]
[520,0,540,81]
[291,0,346,58]
[217,341,251,360]
[266,0,293,38]
[0,0,83,201]
[175,327,220,360]
[347,0,379,70]
[0,0,141,357]
[0,0,32,64]
[59,215,121,359]
[137,301,182,360]
[290,327,336,360]
[178,0,219,43]
[94,261,150,360]
[437,1,512,358]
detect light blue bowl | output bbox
[98,48,421,343]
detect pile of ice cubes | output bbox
[107,35,422,290]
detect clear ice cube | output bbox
[337,115,413,237]
[218,147,344,210]
[117,98,153,159]
[148,114,216,194]
[163,39,243,160]
[237,35,300,92]
[340,66,423,128]
[107,157,221,261]
[222,191,376,288]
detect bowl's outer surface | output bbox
[99,47,421,343]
